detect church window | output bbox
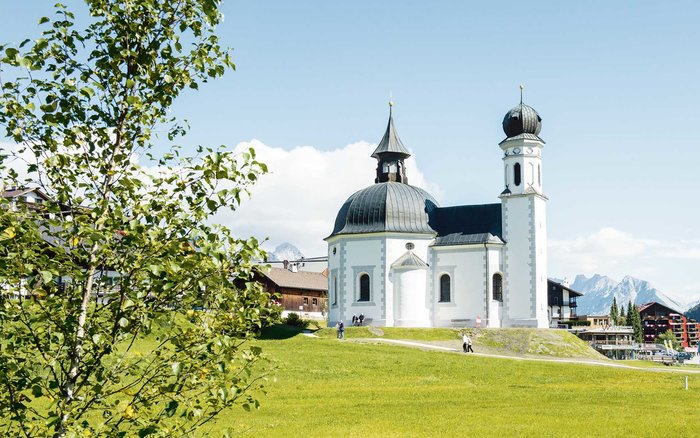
[439,274,451,302]
[492,273,503,302]
[529,163,535,185]
[538,164,541,186]
[359,273,370,302]
[514,163,521,186]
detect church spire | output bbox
[372,102,411,184]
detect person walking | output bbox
[337,320,345,339]
[466,334,474,353]
[462,333,469,353]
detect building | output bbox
[638,302,699,349]
[547,279,581,324]
[326,96,550,328]
[577,326,635,360]
[258,266,328,314]
[575,314,612,329]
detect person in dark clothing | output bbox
[337,320,345,339]
[359,313,365,326]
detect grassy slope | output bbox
[208,328,700,437]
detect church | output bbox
[325,95,549,328]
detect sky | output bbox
[1,1,700,301]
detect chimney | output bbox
[283,260,289,270]
[291,263,298,273]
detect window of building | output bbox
[303,297,308,305]
[312,297,318,306]
[514,163,521,186]
[538,164,541,186]
[439,274,451,302]
[359,273,370,302]
[493,273,503,302]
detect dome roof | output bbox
[329,182,438,238]
[502,103,542,138]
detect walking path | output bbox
[348,337,700,374]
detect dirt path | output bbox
[349,337,700,374]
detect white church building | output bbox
[325,97,549,328]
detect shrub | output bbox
[285,312,310,329]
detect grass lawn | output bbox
[205,327,700,437]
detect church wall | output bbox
[486,246,504,328]
[430,246,488,327]
[502,195,548,327]
[385,235,432,326]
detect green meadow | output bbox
[208,326,700,437]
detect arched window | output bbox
[439,274,451,302]
[492,273,503,302]
[359,274,370,302]
[514,163,521,186]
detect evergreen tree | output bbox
[610,297,619,326]
[631,304,644,343]
[618,304,626,326]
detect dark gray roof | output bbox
[502,103,543,141]
[328,182,438,238]
[498,133,545,145]
[433,232,504,246]
[391,250,428,268]
[371,109,411,159]
[428,203,503,247]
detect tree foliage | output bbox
[610,297,618,326]
[656,330,681,351]
[0,1,278,436]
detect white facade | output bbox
[327,102,550,329]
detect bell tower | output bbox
[499,86,548,328]
[372,102,411,184]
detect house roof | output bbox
[261,267,328,292]
[547,279,583,297]
[1,187,50,200]
[428,203,503,246]
[637,301,682,315]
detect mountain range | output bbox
[266,242,305,262]
[570,274,700,316]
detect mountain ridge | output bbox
[571,273,697,315]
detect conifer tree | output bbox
[610,297,619,326]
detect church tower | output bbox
[372,102,411,184]
[499,88,549,328]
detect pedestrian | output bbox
[337,320,345,339]
[466,334,474,353]
[359,313,364,326]
[462,333,468,353]
[352,314,357,326]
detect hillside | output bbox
[314,326,606,360]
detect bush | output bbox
[285,312,310,329]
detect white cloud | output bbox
[549,228,700,299]
[215,139,441,257]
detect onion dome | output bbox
[329,182,438,238]
[502,103,542,139]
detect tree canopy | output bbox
[0,1,278,436]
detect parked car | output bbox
[674,352,693,361]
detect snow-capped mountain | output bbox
[267,242,304,262]
[572,274,692,315]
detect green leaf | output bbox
[171,362,181,377]
[40,271,53,283]
[118,317,129,328]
